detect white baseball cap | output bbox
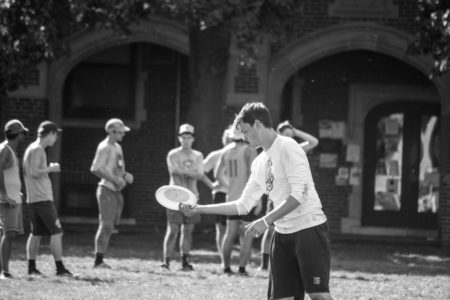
[179,123,194,135]
[105,118,130,133]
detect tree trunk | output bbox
[187,25,230,154]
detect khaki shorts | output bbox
[97,186,123,226]
[0,203,24,234]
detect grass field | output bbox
[0,229,449,300]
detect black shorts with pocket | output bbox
[268,222,331,299]
[28,201,63,236]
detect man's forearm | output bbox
[196,201,239,216]
[264,196,300,225]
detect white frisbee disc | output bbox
[155,185,197,211]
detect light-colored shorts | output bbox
[0,203,24,234]
[97,185,123,226]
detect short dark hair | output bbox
[234,102,273,128]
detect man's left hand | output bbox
[244,218,267,238]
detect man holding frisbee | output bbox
[180,103,334,300]
[91,118,134,268]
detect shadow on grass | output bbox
[11,229,450,277]
[331,241,450,276]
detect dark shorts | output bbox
[268,222,331,299]
[28,201,63,236]
[213,192,226,226]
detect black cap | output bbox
[5,119,29,134]
[37,121,63,136]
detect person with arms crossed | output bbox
[91,118,134,268]
[202,127,233,259]
[0,120,28,279]
[215,127,257,275]
[23,121,73,276]
[161,124,206,271]
[180,102,333,300]
[259,120,319,271]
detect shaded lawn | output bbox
[0,229,449,300]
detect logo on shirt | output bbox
[265,158,274,196]
[313,277,321,285]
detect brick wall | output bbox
[275,0,419,52]
[233,1,421,108]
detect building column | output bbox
[438,73,450,252]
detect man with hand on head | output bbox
[24,121,73,277]
[215,126,257,275]
[91,118,134,269]
[180,103,333,300]
[0,120,28,279]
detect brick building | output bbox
[1,1,450,251]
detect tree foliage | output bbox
[408,0,450,77]
[0,0,297,94]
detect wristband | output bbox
[263,217,270,228]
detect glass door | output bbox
[362,102,440,229]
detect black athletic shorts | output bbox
[212,192,226,226]
[28,201,63,236]
[268,222,331,299]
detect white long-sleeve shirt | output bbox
[234,135,326,234]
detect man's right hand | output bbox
[1,195,17,207]
[48,162,61,173]
[114,177,127,190]
[179,203,197,217]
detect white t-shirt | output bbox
[234,135,326,234]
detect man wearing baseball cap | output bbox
[0,120,28,279]
[161,123,208,271]
[91,118,133,268]
[23,120,74,276]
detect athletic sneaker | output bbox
[180,263,194,271]
[0,272,13,279]
[237,269,249,276]
[56,268,74,277]
[94,262,112,269]
[223,267,234,275]
[28,268,43,276]
[160,263,170,270]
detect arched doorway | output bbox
[59,42,189,221]
[276,48,440,240]
[45,19,191,227]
